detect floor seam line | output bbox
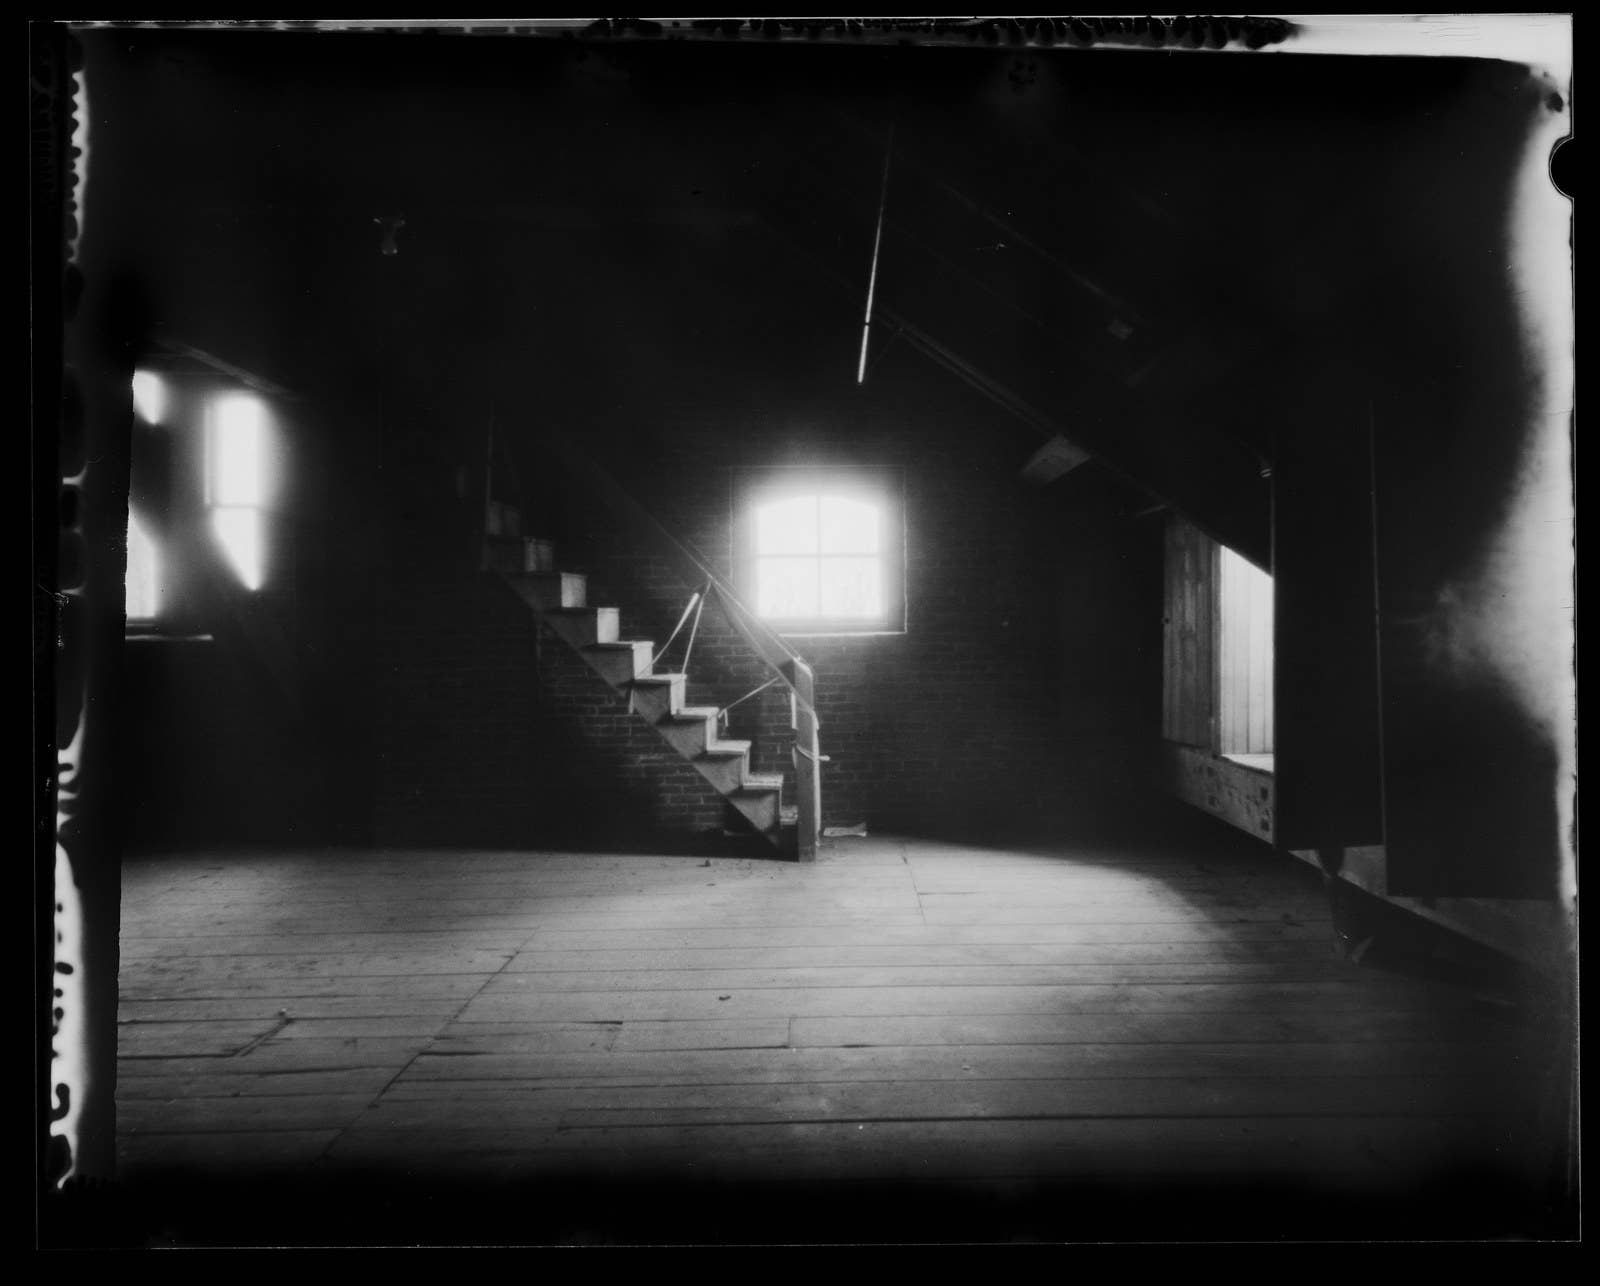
[311,925,540,1164]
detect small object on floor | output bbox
[823,823,869,838]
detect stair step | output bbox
[666,706,722,723]
[544,607,620,647]
[499,569,788,849]
[508,571,587,610]
[690,740,754,795]
[726,775,783,839]
[653,706,719,759]
[582,638,651,683]
[628,673,686,720]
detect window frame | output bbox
[731,465,907,637]
[203,391,273,592]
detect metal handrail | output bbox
[717,674,783,729]
[648,588,705,672]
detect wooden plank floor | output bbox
[114,831,1564,1245]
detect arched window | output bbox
[734,467,905,635]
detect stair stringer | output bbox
[501,569,791,851]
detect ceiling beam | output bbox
[746,207,1270,565]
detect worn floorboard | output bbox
[111,832,1564,1245]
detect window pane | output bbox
[756,556,819,618]
[210,395,267,507]
[820,557,883,618]
[819,495,880,554]
[1218,545,1275,755]
[755,495,818,555]
[211,506,264,591]
[126,511,160,620]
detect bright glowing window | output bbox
[206,394,271,591]
[125,511,161,621]
[131,370,168,425]
[735,468,904,634]
[1217,544,1275,755]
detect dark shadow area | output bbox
[45,1166,1576,1248]
[39,18,1572,1247]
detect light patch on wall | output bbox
[211,507,264,592]
[125,510,160,619]
[1494,67,1574,906]
[208,394,270,507]
[1019,435,1090,486]
[1408,52,1573,913]
[131,370,168,425]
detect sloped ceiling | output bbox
[82,31,1548,567]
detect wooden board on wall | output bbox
[1161,517,1216,749]
[1162,743,1275,846]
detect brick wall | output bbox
[366,366,1161,849]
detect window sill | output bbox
[125,629,216,644]
[776,627,907,639]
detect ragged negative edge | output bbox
[51,703,88,1184]
[49,52,93,1189]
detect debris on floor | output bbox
[823,823,868,838]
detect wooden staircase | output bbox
[499,564,795,854]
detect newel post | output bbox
[788,659,821,863]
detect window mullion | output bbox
[744,475,900,632]
[813,495,822,616]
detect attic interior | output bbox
[44,22,1575,1246]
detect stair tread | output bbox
[667,706,721,721]
[515,585,783,835]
